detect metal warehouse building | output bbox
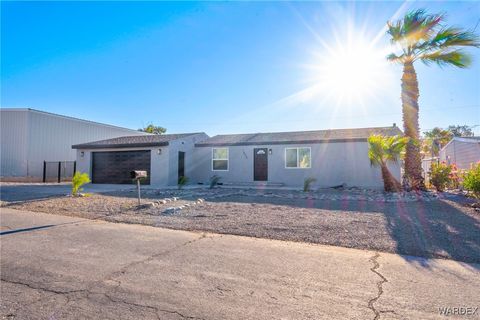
[0,108,147,181]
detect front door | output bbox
[178,151,185,182]
[254,148,268,181]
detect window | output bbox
[285,147,311,168]
[212,148,229,171]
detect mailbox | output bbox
[130,170,148,179]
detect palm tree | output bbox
[368,135,409,192]
[386,9,479,190]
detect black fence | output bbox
[43,161,76,183]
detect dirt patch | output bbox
[4,189,480,263]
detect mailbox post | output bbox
[130,170,148,205]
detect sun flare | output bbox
[314,38,391,105]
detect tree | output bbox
[368,135,409,192]
[447,125,474,137]
[386,9,479,189]
[138,124,167,135]
[422,127,452,157]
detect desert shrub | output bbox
[462,162,480,198]
[178,176,188,190]
[209,175,221,189]
[428,162,452,192]
[448,163,461,189]
[303,177,317,192]
[72,172,91,196]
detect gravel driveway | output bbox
[3,187,479,263]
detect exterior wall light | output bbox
[269,149,272,155]
[80,151,85,158]
[158,149,162,155]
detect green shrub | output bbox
[72,172,91,196]
[303,177,317,192]
[428,162,452,192]
[462,162,480,198]
[178,176,188,190]
[209,175,221,189]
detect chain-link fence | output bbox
[43,161,76,183]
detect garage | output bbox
[92,150,151,184]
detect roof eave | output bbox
[195,138,371,147]
[72,142,170,149]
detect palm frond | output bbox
[368,135,408,166]
[427,27,480,50]
[386,53,405,64]
[420,49,472,68]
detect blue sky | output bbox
[2,1,479,136]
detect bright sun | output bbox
[313,37,391,106]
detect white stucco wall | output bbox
[192,141,401,189]
[75,133,209,186]
[1,108,147,180]
[76,147,170,186]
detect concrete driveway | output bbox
[0,183,135,202]
[1,208,479,320]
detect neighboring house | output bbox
[439,137,480,170]
[192,126,403,189]
[73,133,208,186]
[0,108,147,182]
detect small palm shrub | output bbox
[368,135,408,192]
[209,175,221,189]
[178,176,188,190]
[72,172,91,196]
[428,162,452,192]
[462,162,480,198]
[303,177,316,192]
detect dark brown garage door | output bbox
[92,150,151,184]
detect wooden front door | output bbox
[254,148,268,181]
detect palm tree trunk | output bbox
[401,62,425,190]
[381,164,402,192]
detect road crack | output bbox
[367,252,389,320]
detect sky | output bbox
[1,1,479,136]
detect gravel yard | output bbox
[3,187,480,263]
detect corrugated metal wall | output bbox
[440,139,480,170]
[1,109,147,179]
[1,109,29,177]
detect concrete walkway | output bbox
[1,208,479,319]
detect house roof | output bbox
[195,126,403,147]
[72,133,204,149]
[439,136,480,153]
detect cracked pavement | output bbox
[1,208,479,319]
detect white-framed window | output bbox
[285,147,311,168]
[212,147,229,171]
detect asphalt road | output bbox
[1,208,479,320]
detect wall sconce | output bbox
[80,151,85,158]
[157,149,162,155]
[268,149,272,155]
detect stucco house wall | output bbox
[192,142,401,189]
[75,133,208,186]
[76,147,170,186]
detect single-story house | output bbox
[191,126,403,189]
[73,133,208,185]
[440,137,480,170]
[73,125,402,189]
[0,108,147,182]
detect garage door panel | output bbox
[92,150,151,184]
